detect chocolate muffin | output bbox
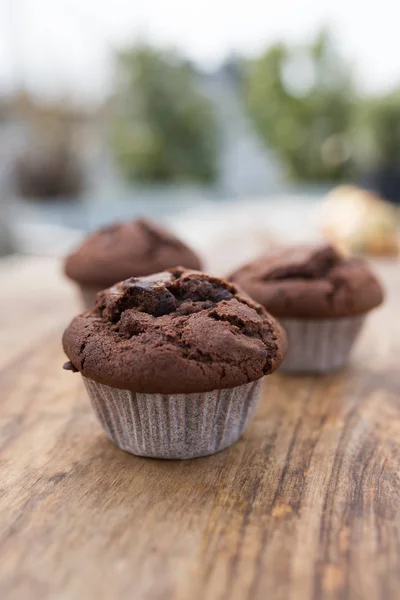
[229,244,384,373]
[64,218,202,309]
[63,268,287,459]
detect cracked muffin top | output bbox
[229,244,384,319]
[64,217,202,288]
[62,268,287,394]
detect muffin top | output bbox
[63,268,287,394]
[229,244,384,319]
[64,218,202,288]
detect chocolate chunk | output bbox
[63,361,78,373]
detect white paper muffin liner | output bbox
[279,315,365,373]
[79,286,101,311]
[82,376,263,459]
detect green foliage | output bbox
[111,45,218,184]
[244,30,355,181]
[353,92,400,168]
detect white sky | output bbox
[0,0,399,103]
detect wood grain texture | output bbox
[1,257,399,600]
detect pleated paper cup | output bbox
[82,376,263,459]
[279,315,365,374]
[79,286,101,311]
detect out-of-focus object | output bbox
[14,146,84,200]
[10,222,83,257]
[318,185,399,256]
[362,166,400,206]
[0,205,14,257]
[355,92,400,205]
[64,217,202,309]
[244,29,354,183]
[172,197,321,276]
[0,168,14,257]
[8,92,94,201]
[112,44,218,184]
[229,243,384,373]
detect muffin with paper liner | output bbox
[62,268,287,459]
[229,244,384,373]
[64,218,202,309]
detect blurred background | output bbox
[1,0,399,271]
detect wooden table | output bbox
[1,256,400,600]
